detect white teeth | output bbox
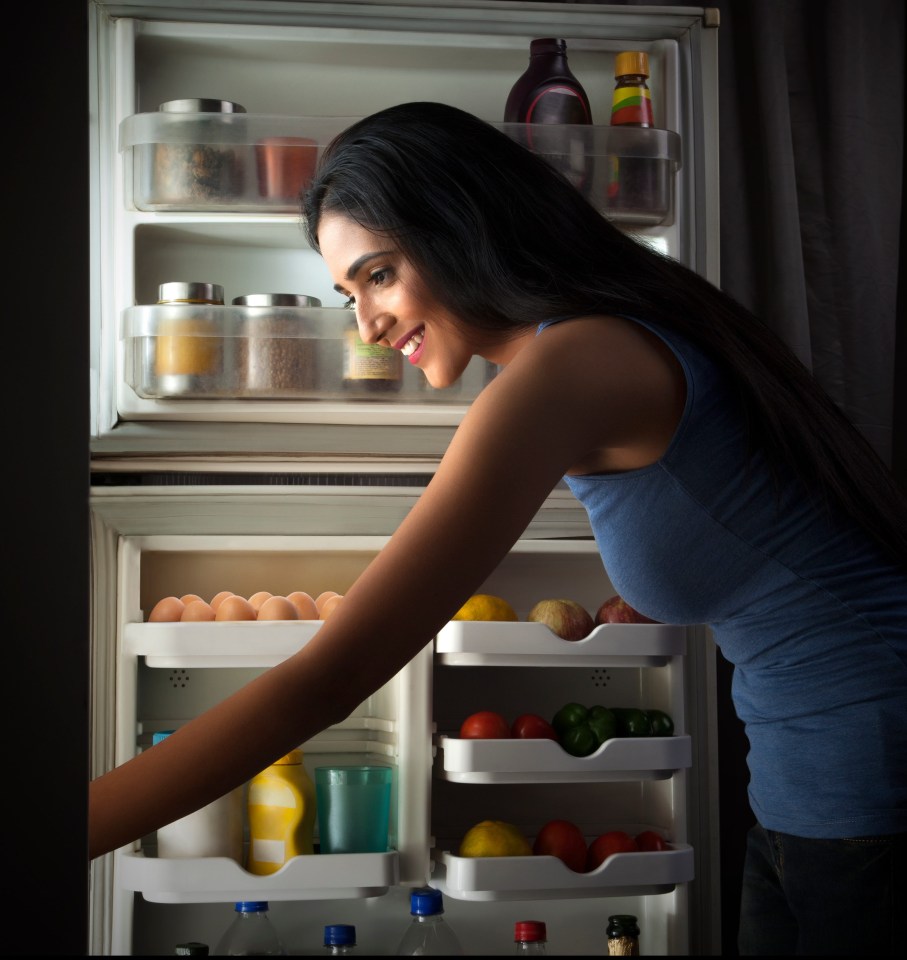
[401,331,424,357]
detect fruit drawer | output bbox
[434,621,686,666]
[437,842,693,902]
[434,734,692,783]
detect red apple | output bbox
[594,594,659,625]
[585,830,639,871]
[533,819,588,872]
[527,598,594,641]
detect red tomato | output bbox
[511,713,558,740]
[459,710,510,739]
[585,830,639,871]
[635,829,668,852]
[533,819,587,872]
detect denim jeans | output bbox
[738,824,906,955]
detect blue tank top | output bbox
[537,315,907,838]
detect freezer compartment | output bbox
[117,849,399,903]
[121,111,680,225]
[122,303,497,402]
[438,840,694,901]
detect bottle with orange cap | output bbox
[608,50,658,215]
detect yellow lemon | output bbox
[452,594,519,622]
[459,820,532,858]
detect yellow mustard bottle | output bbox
[246,748,316,875]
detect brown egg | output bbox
[209,591,235,612]
[148,596,186,622]
[179,593,204,606]
[286,591,318,620]
[215,595,257,621]
[315,590,340,615]
[320,594,345,620]
[257,595,300,621]
[248,591,274,612]
[181,599,216,622]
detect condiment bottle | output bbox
[246,747,317,875]
[607,51,658,215]
[610,51,654,128]
[154,281,226,394]
[504,38,592,125]
[504,39,593,195]
[606,914,640,956]
[514,920,547,955]
[151,731,244,862]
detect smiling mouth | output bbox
[400,329,424,357]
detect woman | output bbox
[90,102,906,955]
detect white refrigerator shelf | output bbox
[437,844,694,902]
[435,734,692,783]
[116,849,399,903]
[434,621,686,666]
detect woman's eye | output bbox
[342,297,356,311]
[369,268,390,285]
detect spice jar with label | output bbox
[606,914,640,956]
[153,281,232,398]
[232,293,322,398]
[150,99,250,210]
[342,319,403,395]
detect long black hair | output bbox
[303,101,906,569]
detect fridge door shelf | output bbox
[127,619,322,667]
[120,112,680,225]
[437,843,693,902]
[434,734,692,783]
[434,621,685,666]
[116,848,399,903]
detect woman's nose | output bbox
[356,305,387,345]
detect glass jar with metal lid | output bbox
[150,99,250,207]
[152,281,231,397]
[231,293,323,398]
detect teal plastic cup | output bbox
[315,765,392,854]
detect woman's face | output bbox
[317,211,501,389]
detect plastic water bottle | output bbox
[324,924,357,955]
[515,920,548,955]
[213,902,286,956]
[395,887,463,955]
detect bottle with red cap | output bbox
[514,920,547,956]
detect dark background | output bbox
[7,1,903,954]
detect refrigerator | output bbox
[86,0,722,954]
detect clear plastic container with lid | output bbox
[141,98,251,210]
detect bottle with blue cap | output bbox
[395,886,463,955]
[323,924,357,955]
[213,902,286,956]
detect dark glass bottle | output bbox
[606,914,640,956]
[504,38,593,194]
[608,50,659,217]
[504,38,592,125]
